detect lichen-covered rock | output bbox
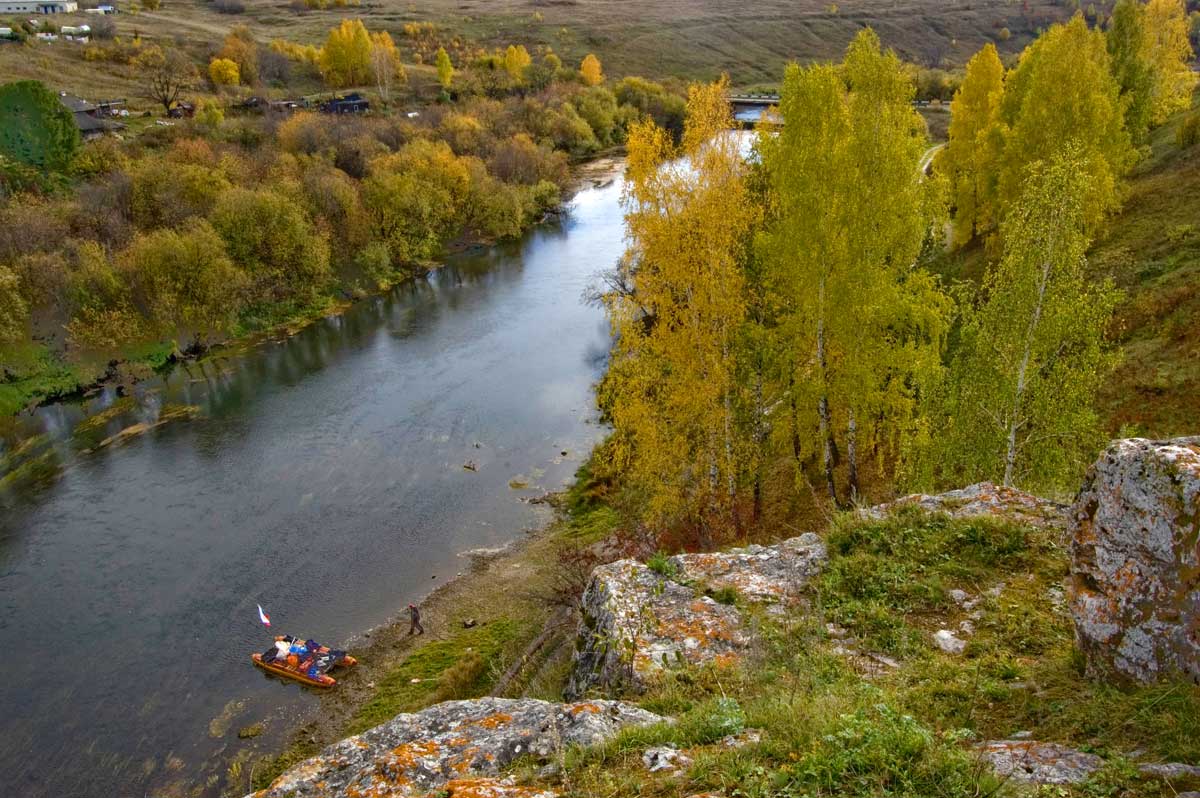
[977,740,1105,784]
[248,697,662,798]
[566,534,825,697]
[864,482,1068,528]
[1068,437,1200,683]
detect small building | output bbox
[59,91,125,140]
[0,0,78,13]
[319,92,369,115]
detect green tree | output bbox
[209,187,332,303]
[600,77,757,539]
[435,46,454,91]
[999,15,1135,235]
[0,80,81,173]
[1107,0,1155,144]
[362,139,471,262]
[320,19,373,88]
[944,43,1005,244]
[118,220,246,342]
[759,29,947,505]
[933,150,1121,491]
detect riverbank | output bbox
[0,151,627,424]
[245,483,624,794]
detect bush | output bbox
[1179,112,1200,149]
[430,650,488,702]
[213,0,245,14]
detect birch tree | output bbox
[944,43,1005,245]
[600,77,757,541]
[936,149,1121,491]
[759,30,947,507]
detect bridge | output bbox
[729,94,781,127]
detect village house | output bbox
[58,91,126,139]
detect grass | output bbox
[0,0,1072,107]
[547,508,1200,798]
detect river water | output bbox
[0,173,624,798]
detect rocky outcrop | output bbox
[863,482,1068,528]
[566,534,826,697]
[1068,437,1200,683]
[976,740,1105,784]
[249,697,662,798]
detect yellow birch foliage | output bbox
[504,44,532,83]
[944,43,1005,245]
[998,15,1134,236]
[320,19,373,88]
[601,77,757,532]
[208,58,240,87]
[1142,0,1198,124]
[579,53,603,86]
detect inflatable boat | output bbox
[252,636,357,688]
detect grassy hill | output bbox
[928,95,1200,442]
[0,0,1075,104]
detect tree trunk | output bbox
[816,315,838,507]
[1003,259,1052,487]
[847,410,859,505]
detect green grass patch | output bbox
[346,617,530,735]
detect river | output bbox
[0,171,625,798]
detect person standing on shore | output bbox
[407,603,424,636]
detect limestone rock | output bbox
[1068,437,1200,683]
[933,629,967,654]
[248,697,662,798]
[566,534,825,697]
[642,745,691,773]
[977,740,1105,784]
[863,482,1068,528]
[1139,762,1200,780]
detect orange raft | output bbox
[252,636,357,688]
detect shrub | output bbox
[1179,112,1200,149]
[209,57,240,86]
[430,649,486,702]
[213,0,245,12]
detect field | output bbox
[0,0,1078,107]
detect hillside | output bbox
[0,0,1074,100]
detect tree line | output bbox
[599,1,1197,544]
[0,38,687,412]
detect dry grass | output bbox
[0,0,1076,105]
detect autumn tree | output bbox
[369,30,406,102]
[135,45,198,114]
[759,29,947,506]
[320,19,373,88]
[0,264,28,344]
[118,220,246,343]
[579,53,603,86]
[944,43,1005,245]
[998,15,1134,236]
[208,57,240,87]
[435,46,454,91]
[931,149,1120,491]
[209,187,332,302]
[218,25,258,85]
[1141,0,1197,124]
[600,77,757,540]
[504,44,532,83]
[1107,0,1156,143]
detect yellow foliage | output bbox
[208,57,240,87]
[504,44,532,82]
[320,18,373,88]
[579,52,603,86]
[1141,0,1198,124]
